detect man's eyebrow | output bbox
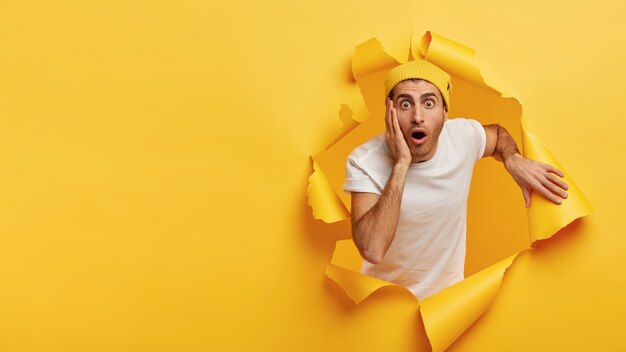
[396,93,415,101]
[420,92,438,100]
[395,92,439,101]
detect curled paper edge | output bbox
[326,104,361,150]
[307,160,349,223]
[521,122,594,242]
[416,31,488,90]
[352,38,405,80]
[419,254,517,352]
[310,31,593,352]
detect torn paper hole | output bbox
[308,30,593,352]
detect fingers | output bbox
[391,105,402,138]
[537,164,569,204]
[509,156,570,207]
[385,99,391,132]
[523,173,568,207]
[542,162,565,178]
[540,176,568,200]
[531,180,564,204]
[385,99,402,141]
[545,172,569,191]
[530,161,569,205]
[385,99,393,142]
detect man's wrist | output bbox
[393,162,410,175]
[504,152,523,169]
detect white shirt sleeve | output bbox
[343,156,383,195]
[467,119,487,161]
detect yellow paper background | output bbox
[0,1,625,351]
[314,31,592,352]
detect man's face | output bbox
[391,79,448,163]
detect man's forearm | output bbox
[493,125,520,163]
[353,163,409,264]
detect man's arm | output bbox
[483,124,569,207]
[351,99,411,264]
[351,164,408,264]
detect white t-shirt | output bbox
[343,118,486,300]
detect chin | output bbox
[410,147,433,162]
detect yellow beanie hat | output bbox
[384,60,451,109]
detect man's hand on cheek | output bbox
[385,98,412,168]
[504,153,569,208]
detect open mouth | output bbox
[411,131,426,140]
[409,129,428,145]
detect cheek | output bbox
[433,122,445,137]
[426,110,445,123]
[427,117,445,134]
[395,112,411,128]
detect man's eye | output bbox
[400,101,411,109]
[424,100,434,108]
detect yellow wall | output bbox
[0,1,624,351]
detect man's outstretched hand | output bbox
[504,153,569,208]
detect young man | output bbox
[343,60,569,299]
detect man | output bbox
[343,60,569,300]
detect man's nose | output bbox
[411,107,424,124]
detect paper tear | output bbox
[420,254,516,352]
[307,161,349,223]
[309,30,593,352]
[326,104,360,149]
[416,31,490,92]
[326,239,413,304]
[522,127,594,242]
[352,38,401,80]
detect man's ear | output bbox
[444,107,448,121]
